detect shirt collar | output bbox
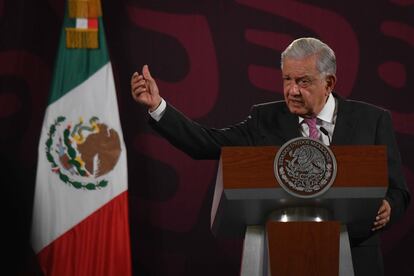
[298,93,336,124]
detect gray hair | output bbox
[281,37,336,76]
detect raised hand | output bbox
[131,65,162,111]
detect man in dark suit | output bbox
[131,37,410,275]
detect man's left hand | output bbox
[372,199,391,231]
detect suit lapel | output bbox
[332,95,356,145]
[266,97,356,145]
[273,104,301,143]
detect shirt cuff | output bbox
[149,98,166,122]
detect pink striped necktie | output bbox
[304,117,320,139]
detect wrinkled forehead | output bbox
[281,55,319,77]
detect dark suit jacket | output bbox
[150,94,410,275]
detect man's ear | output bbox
[325,75,337,92]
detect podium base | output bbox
[240,224,354,276]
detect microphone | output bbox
[320,126,331,145]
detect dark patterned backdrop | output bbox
[1,0,413,275]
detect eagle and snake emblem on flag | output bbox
[45,116,121,190]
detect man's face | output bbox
[282,55,335,117]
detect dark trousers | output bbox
[351,244,384,276]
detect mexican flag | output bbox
[31,1,131,275]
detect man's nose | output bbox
[290,83,301,95]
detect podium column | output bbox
[240,222,355,276]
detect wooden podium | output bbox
[210,146,388,276]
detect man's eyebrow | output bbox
[283,75,309,79]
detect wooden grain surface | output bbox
[267,221,340,276]
[221,145,388,189]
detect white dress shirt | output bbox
[299,93,337,145]
[149,98,167,121]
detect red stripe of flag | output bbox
[37,192,131,276]
[88,19,98,29]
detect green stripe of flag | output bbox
[48,9,109,104]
